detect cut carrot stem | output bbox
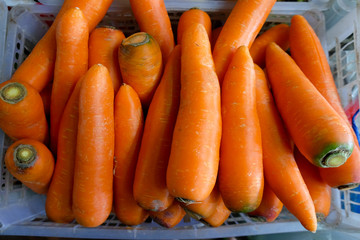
[149,200,186,228]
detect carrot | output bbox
[255,64,317,232]
[129,0,174,62]
[149,200,186,228]
[289,14,360,189]
[0,81,48,143]
[72,64,114,228]
[294,147,331,222]
[39,82,52,118]
[89,27,125,93]
[200,195,231,228]
[212,0,276,83]
[50,7,89,155]
[5,139,54,194]
[113,84,149,226]
[250,23,290,68]
[9,0,113,92]
[248,180,283,223]
[211,26,222,52]
[219,45,263,212]
[118,32,163,108]
[177,8,211,45]
[166,23,221,203]
[45,78,82,223]
[265,42,354,168]
[133,46,181,212]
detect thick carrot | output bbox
[118,32,163,108]
[73,64,114,228]
[40,82,52,118]
[219,45,263,212]
[212,0,276,83]
[211,26,222,52]
[50,7,88,154]
[89,27,125,93]
[5,139,54,194]
[149,200,186,228]
[129,0,174,62]
[133,46,181,212]
[177,8,211,45]
[200,195,231,228]
[255,64,317,232]
[0,81,48,143]
[45,78,82,223]
[9,0,113,92]
[265,42,354,168]
[166,23,221,203]
[250,23,290,68]
[113,84,149,226]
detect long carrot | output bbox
[113,84,149,226]
[50,7,88,154]
[73,64,114,228]
[219,45,263,212]
[89,27,125,93]
[166,23,221,203]
[149,200,186,228]
[200,195,231,228]
[133,46,181,212]
[212,0,276,83]
[0,81,48,143]
[9,0,113,92]
[265,42,354,168]
[129,0,174,63]
[255,64,317,232]
[118,32,163,108]
[5,139,54,194]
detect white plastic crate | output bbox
[0,1,359,239]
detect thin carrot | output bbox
[149,200,186,228]
[211,26,222,52]
[0,81,48,143]
[113,84,149,226]
[89,27,125,93]
[9,0,113,92]
[200,195,231,228]
[265,42,354,168]
[219,45,263,212]
[255,64,317,232]
[118,32,163,108]
[212,0,276,83]
[177,8,211,45]
[39,82,52,118]
[50,7,88,154]
[129,0,174,62]
[133,46,181,212]
[72,64,114,228]
[5,138,54,194]
[250,23,290,68]
[166,23,221,203]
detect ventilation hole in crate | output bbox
[15,52,19,60]
[13,62,18,70]
[1,183,5,191]
[16,42,21,50]
[17,33,22,41]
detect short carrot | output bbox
[219,45,263,212]
[149,200,186,228]
[5,138,54,194]
[265,42,354,168]
[89,27,125,93]
[200,195,231,228]
[113,84,149,226]
[166,23,221,203]
[133,46,181,212]
[72,64,114,228]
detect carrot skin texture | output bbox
[5,139,54,194]
[133,46,181,212]
[166,23,221,202]
[149,200,186,228]
[73,64,114,228]
[113,84,149,226]
[201,195,231,228]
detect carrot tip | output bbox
[0,82,27,104]
[14,144,37,169]
[337,183,360,191]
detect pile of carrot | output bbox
[1,0,359,233]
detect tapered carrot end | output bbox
[291,15,306,25]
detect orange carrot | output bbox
[5,139,54,194]
[0,81,48,143]
[149,200,186,228]
[40,82,52,118]
[200,195,231,228]
[166,23,221,203]
[89,27,125,93]
[129,0,174,62]
[118,32,163,108]
[211,26,222,52]
[212,0,276,83]
[113,84,149,226]
[220,45,263,212]
[73,64,114,228]
[255,64,317,232]
[265,42,354,168]
[133,46,181,212]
